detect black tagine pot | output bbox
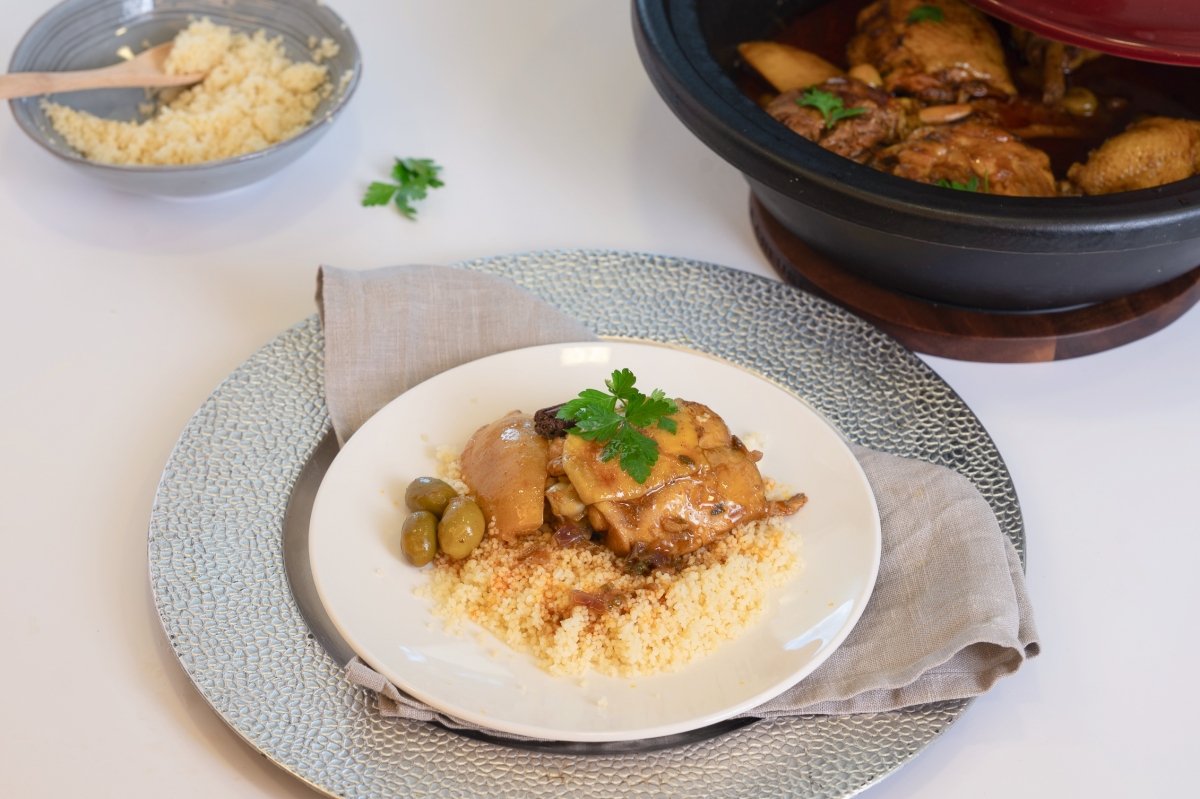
[633,0,1200,311]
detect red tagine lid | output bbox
[969,0,1200,66]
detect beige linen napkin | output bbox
[317,264,1039,729]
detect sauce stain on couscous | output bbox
[421,450,802,677]
[421,519,801,677]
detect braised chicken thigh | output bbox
[561,400,804,557]
[1067,117,1200,195]
[766,76,908,162]
[461,411,549,540]
[847,0,1015,103]
[459,395,805,567]
[873,120,1057,196]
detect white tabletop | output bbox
[1,1,1197,797]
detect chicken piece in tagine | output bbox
[872,120,1058,196]
[1066,116,1200,195]
[847,0,1016,104]
[765,76,910,163]
[1009,27,1103,106]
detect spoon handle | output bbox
[0,59,200,100]
[0,70,101,100]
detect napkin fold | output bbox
[316,264,592,446]
[317,264,1039,730]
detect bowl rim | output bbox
[634,0,1200,242]
[5,0,362,175]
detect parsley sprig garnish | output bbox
[362,157,444,219]
[796,88,868,130]
[556,369,679,484]
[907,4,945,23]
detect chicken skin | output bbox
[1067,116,1200,195]
[560,400,804,558]
[872,120,1057,196]
[848,0,1016,104]
[461,411,549,540]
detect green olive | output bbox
[437,496,486,560]
[400,511,439,567]
[404,476,458,516]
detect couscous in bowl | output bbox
[7,0,360,197]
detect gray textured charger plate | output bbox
[148,249,1024,798]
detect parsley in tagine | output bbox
[796,88,868,130]
[556,368,679,484]
[936,173,990,193]
[907,4,945,24]
[362,157,444,219]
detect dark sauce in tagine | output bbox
[732,0,1200,177]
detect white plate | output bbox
[309,340,881,742]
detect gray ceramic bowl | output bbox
[7,0,360,197]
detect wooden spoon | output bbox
[0,43,205,101]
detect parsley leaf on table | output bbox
[362,157,444,219]
[796,88,868,130]
[557,368,679,484]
